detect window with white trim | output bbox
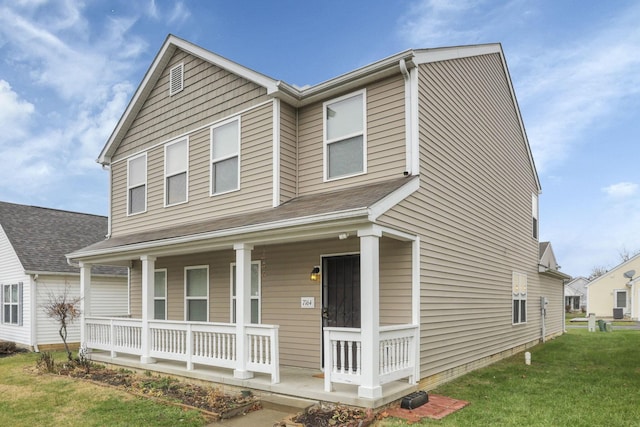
[127,153,147,215]
[615,290,627,309]
[210,118,240,195]
[185,266,208,322]
[532,194,539,240]
[154,269,167,320]
[512,272,527,324]
[165,138,188,206]
[323,90,366,181]
[230,262,260,324]
[2,283,22,325]
[169,62,184,95]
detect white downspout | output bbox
[31,274,39,352]
[102,163,112,238]
[400,59,413,175]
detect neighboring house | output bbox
[0,201,128,350]
[587,254,640,320]
[565,277,589,312]
[67,35,568,407]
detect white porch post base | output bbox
[140,356,156,364]
[358,385,383,399]
[233,369,254,380]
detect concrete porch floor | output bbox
[88,350,417,408]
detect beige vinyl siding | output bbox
[378,53,545,380]
[297,75,406,195]
[111,102,274,236]
[113,50,269,162]
[127,236,409,370]
[279,102,297,202]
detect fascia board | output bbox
[413,44,501,64]
[368,176,420,221]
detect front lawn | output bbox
[379,329,640,426]
[0,352,207,427]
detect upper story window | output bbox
[512,272,527,325]
[169,63,184,96]
[165,138,188,206]
[127,153,147,215]
[210,117,240,195]
[532,193,539,240]
[323,89,367,181]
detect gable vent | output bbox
[169,63,184,96]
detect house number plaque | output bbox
[301,297,315,308]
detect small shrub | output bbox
[0,341,17,355]
[36,351,56,373]
[74,345,92,374]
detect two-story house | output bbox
[67,35,568,408]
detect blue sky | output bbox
[0,0,639,278]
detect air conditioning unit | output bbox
[613,308,624,319]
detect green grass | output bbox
[380,329,640,426]
[0,352,207,427]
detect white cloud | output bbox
[168,1,190,25]
[0,80,34,141]
[603,182,639,198]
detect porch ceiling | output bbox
[68,176,416,262]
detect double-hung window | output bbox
[230,262,261,324]
[165,138,188,206]
[323,90,366,181]
[154,269,167,320]
[210,118,240,195]
[127,153,147,215]
[2,283,22,325]
[512,272,527,324]
[185,266,208,322]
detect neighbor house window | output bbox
[323,89,366,181]
[210,118,240,195]
[512,272,527,324]
[127,153,147,215]
[2,283,22,325]
[165,138,188,206]
[154,269,167,320]
[230,262,261,324]
[615,290,627,309]
[185,266,208,322]
[532,193,539,239]
[169,62,184,95]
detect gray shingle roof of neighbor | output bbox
[74,176,415,255]
[0,201,126,276]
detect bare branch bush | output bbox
[42,288,82,362]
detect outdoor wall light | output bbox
[310,266,321,282]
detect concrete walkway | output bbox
[206,394,314,427]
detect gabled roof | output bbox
[68,176,419,260]
[98,35,541,192]
[0,201,125,276]
[538,241,571,280]
[586,252,640,287]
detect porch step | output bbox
[260,394,316,414]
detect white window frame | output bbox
[184,265,209,322]
[614,289,628,309]
[323,89,367,182]
[154,269,167,320]
[512,272,527,325]
[127,153,147,216]
[210,117,241,196]
[164,137,189,207]
[230,261,261,324]
[2,283,22,325]
[169,62,184,96]
[532,193,539,240]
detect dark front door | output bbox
[322,254,360,370]
[322,254,361,328]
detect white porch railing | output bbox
[84,317,279,383]
[323,324,418,392]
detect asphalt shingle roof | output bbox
[0,201,126,276]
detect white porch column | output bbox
[140,255,156,364]
[79,262,92,347]
[357,226,382,399]
[233,243,254,379]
